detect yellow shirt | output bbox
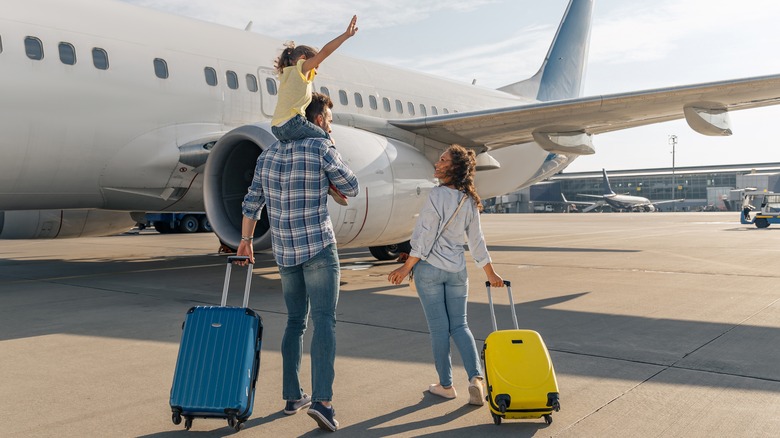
[271,59,316,126]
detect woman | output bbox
[388,144,503,406]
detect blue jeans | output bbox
[413,260,482,387]
[272,114,330,142]
[278,244,340,403]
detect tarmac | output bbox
[2,211,779,437]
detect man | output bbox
[236,92,359,432]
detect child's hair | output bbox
[275,42,318,75]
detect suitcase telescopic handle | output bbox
[485,280,518,332]
[222,256,253,308]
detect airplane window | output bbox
[153,58,168,79]
[226,71,238,90]
[0,35,3,53]
[395,99,403,114]
[369,95,378,110]
[320,86,330,97]
[58,42,76,65]
[407,102,415,116]
[92,47,109,70]
[431,106,439,115]
[354,93,364,108]
[419,104,427,116]
[442,108,449,114]
[204,67,217,86]
[339,90,348,106]
[246,74,258,92]
[265,77,277,95]
[24,36,43,60]
[382,97,391,112]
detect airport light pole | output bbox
[669,135,677,210]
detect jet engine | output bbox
[0,209,136,239]
[203,122,436,255]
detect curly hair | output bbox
[274,42,318,75]
[443,144,483,212]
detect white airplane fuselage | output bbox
[5,0,779,247]
[0,0,558,245]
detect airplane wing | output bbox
[389,74,780,152]
[581,201,605,213]
[652,199,685,205]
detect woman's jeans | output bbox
[413,260,482,387]
[272,114,330,142]
[278,244,340,402]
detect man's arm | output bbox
[323,144,359,197]
[235,217,257,265]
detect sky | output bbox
[122,0,780,173]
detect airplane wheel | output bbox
[153,221,173,234]
[369,241,411,261]
[179,215,200,233]
[198,216,213,232]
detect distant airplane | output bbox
[1,0,780,260]
[574,169,684,212]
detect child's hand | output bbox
[345,15,358,37]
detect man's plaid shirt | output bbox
[241,137,359,267]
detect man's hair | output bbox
[305,92,334,123]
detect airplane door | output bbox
[257,67,277,118]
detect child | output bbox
[271,15,358,143]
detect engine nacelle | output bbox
[0,209,136,239]
[203,122,436,251]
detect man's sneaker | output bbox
[428,383,457,399]
[468,377,485,406]
[283,393,311,415]
[307,401,339,432]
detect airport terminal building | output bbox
[485,162,780,213]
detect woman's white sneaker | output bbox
[468,377,485,406]
[429,383,457,399]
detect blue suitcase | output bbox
[170,256,262,432]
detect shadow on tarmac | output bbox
[1,246,778,393]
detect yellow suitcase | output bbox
[482,281,560,425]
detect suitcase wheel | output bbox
[184,417,193,430]
[171,412,182,425]
[544,414,553,425]
[492,413,502,425]
[227,415,244,432]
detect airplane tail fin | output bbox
[601,168,616,195]
[497,0,593,101]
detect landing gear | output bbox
[369,240,412,261]
[179,214,200,233]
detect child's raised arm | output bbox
[301,15,358,74]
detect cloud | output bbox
[122,0,498,37]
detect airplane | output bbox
[2,0,780,260]
[573,169,684,212]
